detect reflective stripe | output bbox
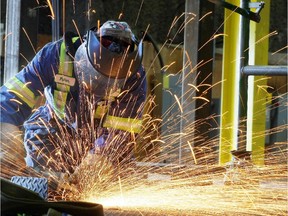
[103,115,142,133]
[53,90,68,119]
[5,77,37,108]
[58,37,78,77]
[53,38,78,119]
[57,41,74,91]
[94,105,108,119]
[163,73,170,89]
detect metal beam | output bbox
[4,0,21,82]
[179,0,199,164]
[52,0,60,41]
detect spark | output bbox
[199,11,213,22]
[167,13,188,44]
[272,45,288,55]
[256,84,275,94]
[84,162,287,215]
[72,19,83,44]
[117,176,124,206]
[179,12,197,34]
[7,89,24,98]
[162,61,176,71]
[20,53,30,65]
[192,96,210,103]
[174,94,183,113]
[187,141,197,164]
[199,34,227,51]
[1,5,287,216]
[134,0,145,26]
[46,0,55,20]
[3,32,12,41]
[9,98,23,105]
[22,28,37,54]
[244,31,279,52]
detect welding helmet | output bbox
[74,20,143,97]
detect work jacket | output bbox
[0,36,147,169]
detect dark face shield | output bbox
[74,30,143,98]
[74,43,124,97]
[100,37,132,54]
[86,30,143,79]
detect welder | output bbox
[0,21,146,184]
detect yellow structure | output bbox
[219,0,270,165]
[219,0,243,165]
[247,0,270,165]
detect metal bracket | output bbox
[208,0,265,23]
[249,1,265,18]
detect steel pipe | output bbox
[242,65,288,76]
[52,0,60,41]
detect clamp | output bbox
[208,0,265,23]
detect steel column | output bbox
[52,0,60,41]
[179,0,199,164]
[4,0,21,83]
[219,0,244,165]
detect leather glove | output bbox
[71,153,114,183]
[66,152,115,197]
[0,123,26,176]
[44,152,114,200]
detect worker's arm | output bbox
[0,41,59,126]
[0,41,61,173]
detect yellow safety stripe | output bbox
[163,73,170,89]
[103,115,142,133]
[57,40,74,91]
[53,37,78,119]
[94,105,108,119]
[53,90,68,119]
[5,77,37,108]
[59,37,78,76]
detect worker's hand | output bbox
[51,153,115,200]
[56,172,80,195]
[0,123,26,176]
[73,153,115,182]
[68,153,115,194]
[38,169,80,200]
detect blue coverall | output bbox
[0,37,147,172]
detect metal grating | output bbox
[11,176,48,200]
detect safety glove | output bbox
[70,152,114,185]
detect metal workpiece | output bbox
[242,65,288,76]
